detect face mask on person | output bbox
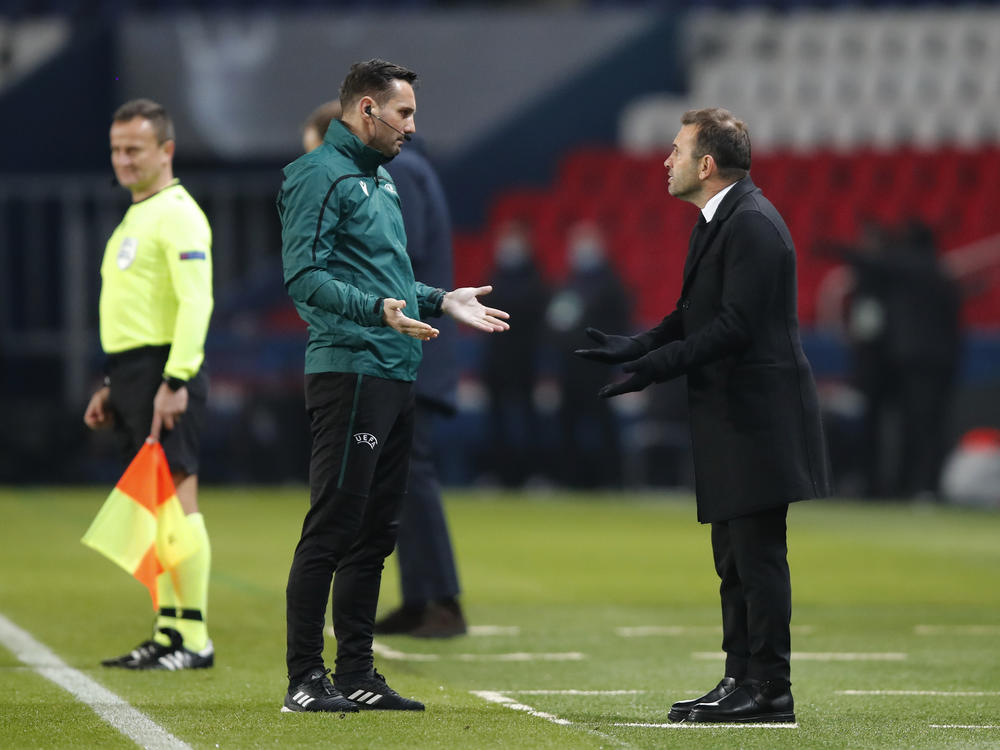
[496,235,530,269]
[569,237,605,272]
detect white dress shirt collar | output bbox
[701,181,737,223]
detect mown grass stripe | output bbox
[929,725,1000,729]
[513,689,643,695]
[915,625,1000,635]
[612,722,800,729]
[693,651,907,661]
[840,690,1000,696]
[0,613,190,750]
[370,639,585,662]
[617,625,815,637]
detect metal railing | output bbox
[0,171,284,404]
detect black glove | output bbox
[573,327,645,364]
[597,354,655,398]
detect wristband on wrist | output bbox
[432,288,446,316]
[163,376,187,392]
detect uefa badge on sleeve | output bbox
[117,237,138,269]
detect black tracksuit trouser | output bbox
[285,372,414,683]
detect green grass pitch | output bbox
[1,487,999,749]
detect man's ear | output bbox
[699,153,715,180]
[162,139,176,160]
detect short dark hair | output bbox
[339,58,418,111]
[303,100,342,140]
[681,107,751,180]
[112,98,175,144]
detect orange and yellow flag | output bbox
[82,441,199,610]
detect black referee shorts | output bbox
[105,345,208,475]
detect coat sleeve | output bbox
[633,309,683,352]
[279,165,384,327]
[642,211,784,380]
[416,281,446,318]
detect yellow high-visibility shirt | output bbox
[99,181,213,381]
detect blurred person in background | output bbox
[575,108,829,724]
[83,99,215,671]
[940,427,1000,508]
[301,100,341,153]
[304,98,468,638]
[278,59,509,714]
[545,221,630,488]
[883,219,962,498]
[816,219,895,496]
[821,219,961,498]
[480,219,550,487]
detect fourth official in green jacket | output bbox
[278,118,445,381]
[277,59,508,715]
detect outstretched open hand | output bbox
[442,285,510,333]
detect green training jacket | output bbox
[278,120,444,381]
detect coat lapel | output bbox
[680,176,759,294]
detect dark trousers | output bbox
[899,367,955,496]
[711,504,791,683]
[286,373,414,682]
[395,401,460,605]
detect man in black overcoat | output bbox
[575,108,830,724]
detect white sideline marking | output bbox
[470,690,800,735]
[930,725,1000,729]
[840,690,1000,696]
[471,690,572,726]
[470,690,632,748]
[613,722,799,729]
[371,640,583,662]
[469,625,521,636]
[618,625,814,637]
[916,625,1000,636]
[0,613,191,750]
[693,651,907,661]
[369,641,438,662]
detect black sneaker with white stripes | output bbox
[101,633,172,668]
[101,627,214,671]
[149,638,214,671]
[335,669,425,711]
[282,668,359,713]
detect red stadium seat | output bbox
[477,144,1000,328]
[452,231,492,287]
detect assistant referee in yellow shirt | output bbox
[83,99,215,671]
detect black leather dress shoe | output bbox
[667,677,739,722]
[687,679,795,723]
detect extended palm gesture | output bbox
[382,298,440,340]
[442,285,510,332]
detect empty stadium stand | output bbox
[455,143,1000,328]
[455,6,1000,330]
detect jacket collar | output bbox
[679,175,758,292]
[710,174,757,223]
[326,119,392,174]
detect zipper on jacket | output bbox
[311,172,368,262]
